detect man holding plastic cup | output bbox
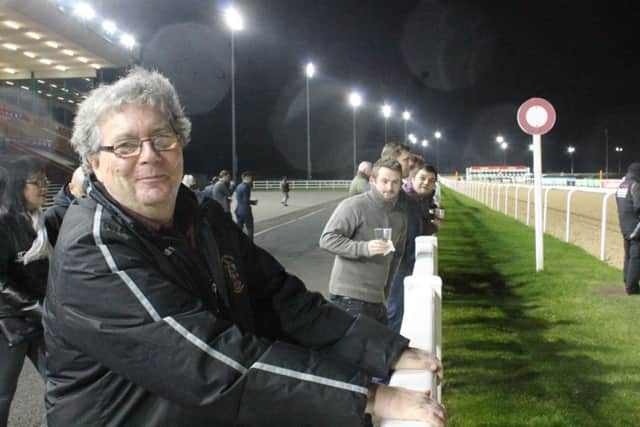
[320,158,407,324]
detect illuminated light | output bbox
[381,104,392,119]
[68,99,75,104]
[50,83,58,88]
[54,65,69,71]
[3,21,21,30]
[25,32,41,40]
[305,62,315,78]
[434,131,442,139]
[37,79,45,84]
[496,135,504,143]
[20,85,29,90]
[74,3,96,21]
[90,63,101,69]
[102,20,117,35]
[525,106,548,128]
[62,49,75,56]
[45,41,60,48]
[5,81,15,85]
[37,90,43,94]
[46,93,52,97]
[61,88,69,92]
[224,7,244,31]
[76,57,89,63]
[402,110,411,121]
[567,146,576,154]
[57,96,64,101]
[23,51,37,58]
[348,91,362,108]
[84,78,91,82]
[39,58,53,65]
[2,68,17,74]
[422,139,429,147]
[2,43,18,51]
[119,33,136,49]
[501,142,508,150]
[408,134,417,144]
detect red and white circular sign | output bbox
[517,97,556,135]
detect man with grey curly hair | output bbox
[43,68,446,427]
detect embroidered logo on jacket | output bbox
[222,255,245,294]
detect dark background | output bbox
[94,0,640,178]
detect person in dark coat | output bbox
[616,162,640,295]
[234,171,258,241]
[0,157,50,425]
[387,165,441,332]
[280,176,290,206]
[44,166,85,246]
[42,68,446,427]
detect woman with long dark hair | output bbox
[0,156,50,425]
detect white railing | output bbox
[442,178,620,264]
[252,180,351,190]
[382,236,442,427]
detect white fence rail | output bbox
[382,236,442,427]
[252,180,351,190]
[441,178,622,265]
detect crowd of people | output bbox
[0,67,446,427]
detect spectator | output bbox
[0,157,49,425]
[319,158,407,325]
[387,165,442,332]
[235,171,258,241]
[616,162,640,295]
[45,166,86,246]
[207,169,233,215]
[381,142,411,179]
[280,176,290,206]
[349,161,372,196]
[42,68,445,427]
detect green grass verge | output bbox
[440,188,639,427]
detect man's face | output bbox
[90,104,183,220]
[397,150,411,178]
[370,167,402,200]
[412,170,436,195]
[243,176,253,184]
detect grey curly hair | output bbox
[71,67,191,171]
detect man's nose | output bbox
[138,140,162,161]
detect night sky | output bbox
[95,0,640,179]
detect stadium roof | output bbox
[0,0,137,80]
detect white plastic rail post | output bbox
[543,188,550,232]
[514,186,519,220]
[526,187,533,226]
[600,192,615,260]
[496,185,501,211]
[504,184,509,215]
[565,189,577,242]
[382,236,441,427]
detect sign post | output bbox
[517,98,556,271]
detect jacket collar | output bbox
[368,185,399,209]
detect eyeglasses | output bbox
[99,131,180,158]
[26,178,49,187]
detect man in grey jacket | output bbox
[210,169,233,214]
[320,158,407,324]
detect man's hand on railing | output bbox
[365,384,447,426]
[393,348,443,383]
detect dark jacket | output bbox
[280,181,290,193]
[234,182,255,217]
[617,165,640,237]
[0,212,48,346]
[44,184,75,246]
[43,178,408,427]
